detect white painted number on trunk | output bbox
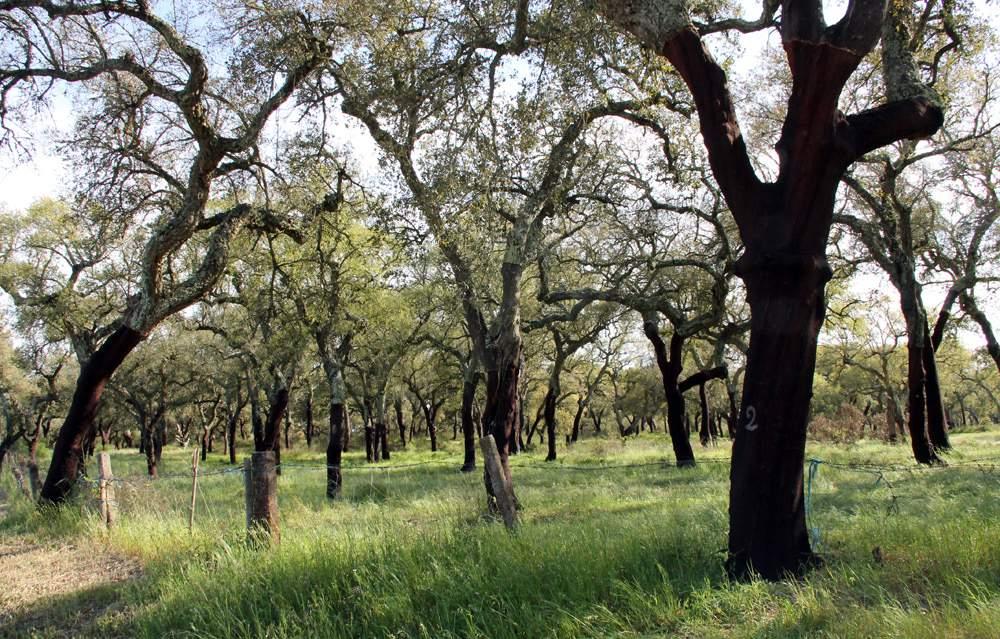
[744,406,758,432]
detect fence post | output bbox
[247,451,280,545]
[243,457,252,531]
[480,435,518,530]
[97,452,115,529]
[188,447,200,534]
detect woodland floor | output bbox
[0,501,142,639]
[2,429,1000,638]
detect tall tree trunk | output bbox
[40,326,143,503]
[571,399,586,443]
[726,386,739,439]
[394,397,406,447]
[698,382,711,447]
[227,413,238,465]
[727,253,831,580]
[425,402,438,453]
[643,320,696,467]
[304,394,314,448]
[482,339,521,510]
[922,322,949,450]
[378,422,390,461]
[327,402,344,498]
[461,373,478,472]
[905,339,939,463]
[364,420,375,463]
[544,387,558,462]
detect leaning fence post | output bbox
[188,447,200,535]
[480,435,518,530]
[247,451,280,545]
[97,452,115,529]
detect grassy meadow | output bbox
[2,429,1000,638]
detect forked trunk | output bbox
[41,326,143,503]
[644,324,696,467]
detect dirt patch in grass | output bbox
[0,536,142,638]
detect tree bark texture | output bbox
[643,322,696,466]
[461,373,478,472]
[327,403,344,498]
[41,326,144,503]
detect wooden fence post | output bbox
[247,451,280,545]
[97,452,115,529]
[188,447,200,534]
[243,457,253,531]
[480,435,518,530]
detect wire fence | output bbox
[10,450,1000,547]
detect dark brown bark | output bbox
[726,387,738,438]
[248,450,280,545]
[643,323,695,467]
[641,20,944,579]
[906,340,940,464]
[698,382,711,447]
[304,393,314,448]
[482,348,521,511]
[378,422,390,460]
[590,407,602,433]
[543,387,557,461]
[571,399,586,443]
[727,255,831,580]
[364,423,375,462]
[227,414,239,465]
[327,402,344,498]
[922,321,949,450]
[40,326,143,503]
[394,397,406,447]
[460,374,478,472]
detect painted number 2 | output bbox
[744,406,758,432]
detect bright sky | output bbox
[0,1,996,351]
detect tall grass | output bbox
[3,431,1000,637]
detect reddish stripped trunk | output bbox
[482,351,520,509]
[727,253,831,579]
[41,326,143,503]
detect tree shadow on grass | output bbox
[0,580,138,639]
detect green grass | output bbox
[3,431,1000,638]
